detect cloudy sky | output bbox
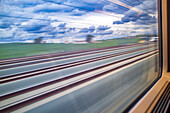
[0,0,158,43]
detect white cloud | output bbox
[71,9,86,16]
[34,3,74,13]
[103,3,118,11]
[0,27,17,38]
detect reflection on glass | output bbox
[0,0,159,113]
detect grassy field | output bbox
[0,38,140,60]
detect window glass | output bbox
[0,0,159,113]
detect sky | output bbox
[0,0,158,43]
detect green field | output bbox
[0,38,140,60]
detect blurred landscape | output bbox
[0,38,140,60]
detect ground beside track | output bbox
[0,38,140,60]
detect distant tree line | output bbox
[34,37,43,44]
[86,35,94,43]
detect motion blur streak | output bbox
[0,43,159,113]
[108,0,143,15]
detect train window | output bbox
[167,0,170,72]
[0,0,160,113]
